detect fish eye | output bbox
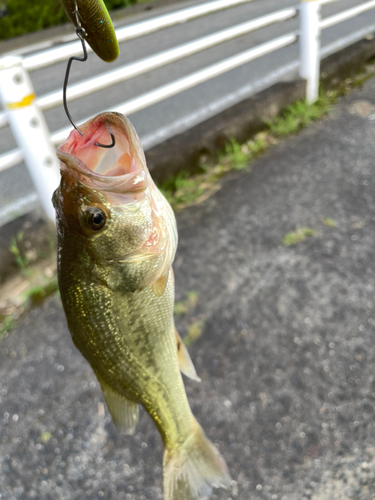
[85,207,107,231]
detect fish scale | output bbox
[54,112,230,499]
[58,232,193,440]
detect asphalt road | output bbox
[0,0,374,224]
[2,67,375,500]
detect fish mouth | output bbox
[56,112,148,194]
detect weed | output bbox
[174,292,202,346]
[9,231,29,273]
[338,66,375,93]
[183,320,204,347]
[174,291,199,316]
[39,432,52,443]
[352,71,374,88]
[37,234,57,260]
[174,302,189,316]
[0,273,58,339]
[158,87,339,211]
[322,218,336,227]
[161,170,207,208]
[267,91,335,137]
[0,315,16,339]
[159,134,269,210]
[222,138,249,170]
[283,227,316,247]
[24,279,59,306]
[186,291,198,304]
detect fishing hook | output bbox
[62,3,115,149]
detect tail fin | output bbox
[163,422,231,500]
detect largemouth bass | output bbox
[60,0,119,62]
[53,112,230,499]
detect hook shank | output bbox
[62,29,87,137]
[62,6,115,149]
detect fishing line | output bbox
[62,1,115,149]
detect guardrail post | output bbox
[299,0,321,103]
[0,56,60,222]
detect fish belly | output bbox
[60,263,195,446]
[58,252,230,499]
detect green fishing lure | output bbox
[61,0,119,62]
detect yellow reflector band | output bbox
[6,93,36,109]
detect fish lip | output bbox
[56,112,149,194]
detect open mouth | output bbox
[56,113,148,193]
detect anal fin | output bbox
[175,329,201,382]
[97,375,139,435]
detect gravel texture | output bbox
[2,77,375,500]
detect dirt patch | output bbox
[348,99,375,117]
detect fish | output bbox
[53,112,231,499]
[60,0,119,62]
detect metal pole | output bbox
[299,0,321,103]
[0,56,60,221]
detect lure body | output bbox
[61,0,119,62]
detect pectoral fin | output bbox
[175,329,201,382]
[97,376,139,434]
[152,273,169,297]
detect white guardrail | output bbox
[0,0,374,222]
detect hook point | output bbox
[95,133,116,148]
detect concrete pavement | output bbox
[1,71,375,499]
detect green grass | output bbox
[347,68,375,89]
[9,231,29,274]
[0,315,16,340]
[267,92,335,137]
[159,65,375,212]
[283,227,316,247]
[159,132,270,210]
[174,291,199,316]
[159,89,337,212]
[8,229,57,274]
[221,138,253,170]
[0,274,59,339]
[322,218,336,227]
[24,279,59,306]
[161,171,206,208]
[0,0,140,41]
[183,320,205,347]
[39,432,52,443]
[174,291,204,347]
